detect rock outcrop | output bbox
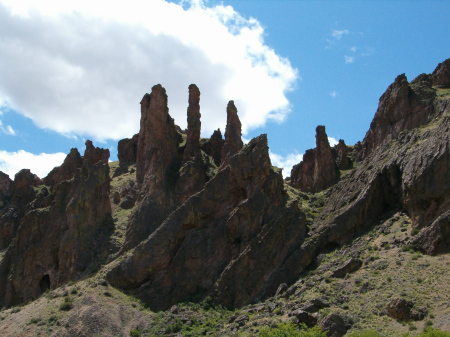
[356,58,450,161]
[0,142,113,308]
[43,148,83,192]
[291,125,339,193]
[107,134,306,310]
[201,129,224,166]
[117,134,138,164]
[183,84,201,162]
[0,172,12,208]
[431,58,450,88]
[221,100,243,165]
[334,139,350,170]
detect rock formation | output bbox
[136,85,181,190]
[117,134,138,164]
[356,59,450,161]
[431,58,450,88]
[0,142,112,308]
[201,129,224,166]
[107,134,306,310]
[221,100,243,165]
[183,84,201,162]
[334,139,350,170]
[0,172,12,208]
[291,125,339,193]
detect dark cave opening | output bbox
[40,274,51,293]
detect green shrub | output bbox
[418,328,450,337]
[258,323,326,336]
[129,329,142,337]
[411,228,420,236]
[59,297,73,311]
[166,318,183,334]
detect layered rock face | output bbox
[107,134,306,310]
[357,58,450,161]
[0,142,113,308]
[291,125,339,193]
[117,134,138,164]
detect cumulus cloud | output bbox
[344,55,355,64]
[330,91,337,98]
[0,119,16,135]
[0,150,66,179]
[269,151,303,178]
[331,29,349,40]
[328,137,338,147]
[0,0,297,141]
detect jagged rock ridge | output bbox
[0,58,450,318]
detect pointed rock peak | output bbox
[431,58,450,88]
[0,171,13,205]
[222,100,243,164]
[315,125,331,149]
[84,140,110,165]
[136,84,180,187]
[188,84,200,105]
[184,84,201,161]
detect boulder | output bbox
[331,258,363,278]
[386,298,414,320]
[319,314,347,337]
[291,309,317,328]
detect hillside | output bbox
[0,58,450,336]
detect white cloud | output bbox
[0,119,16,135]
[344,55,354,64]
[0,0,298,141]
[269,151,303,178]
[331,29,349,40]
[0,150,66,179]
[328,137,338,147]
[350,46,357,53]
[330,91,337,98]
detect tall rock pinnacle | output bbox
[221,100,243,165]
[291,125,338,193]
[183,84,201,162]
[136,84,180,191]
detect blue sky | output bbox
[0,0,449,178]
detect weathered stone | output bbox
[334,139,350,170]
[311,298,330,309]
[357,71,438,161]
[107,134,306,310]
[136,85,181,189]
[0,171,12,208]
[233,315,249,327]
[387,298,414,320]
[431,57,450,88]
[84,140,110,165]
[0,153,113,308]
[43,148,83,192]
[275,283,288,297]
[201,129,224,167]
[291,125,338,193]
[319,314,347,337]
[183,84,201,162]
[331,258,363,278]
[221,100,243,165]
[291,309,317,328]
[118,134,138,164]
[412,210,450,255]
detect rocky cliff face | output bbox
[290,125,339,193]
[357,59,450,161]
[1,58,450,317]
[0,142,113,308]
[107,134,306,310]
